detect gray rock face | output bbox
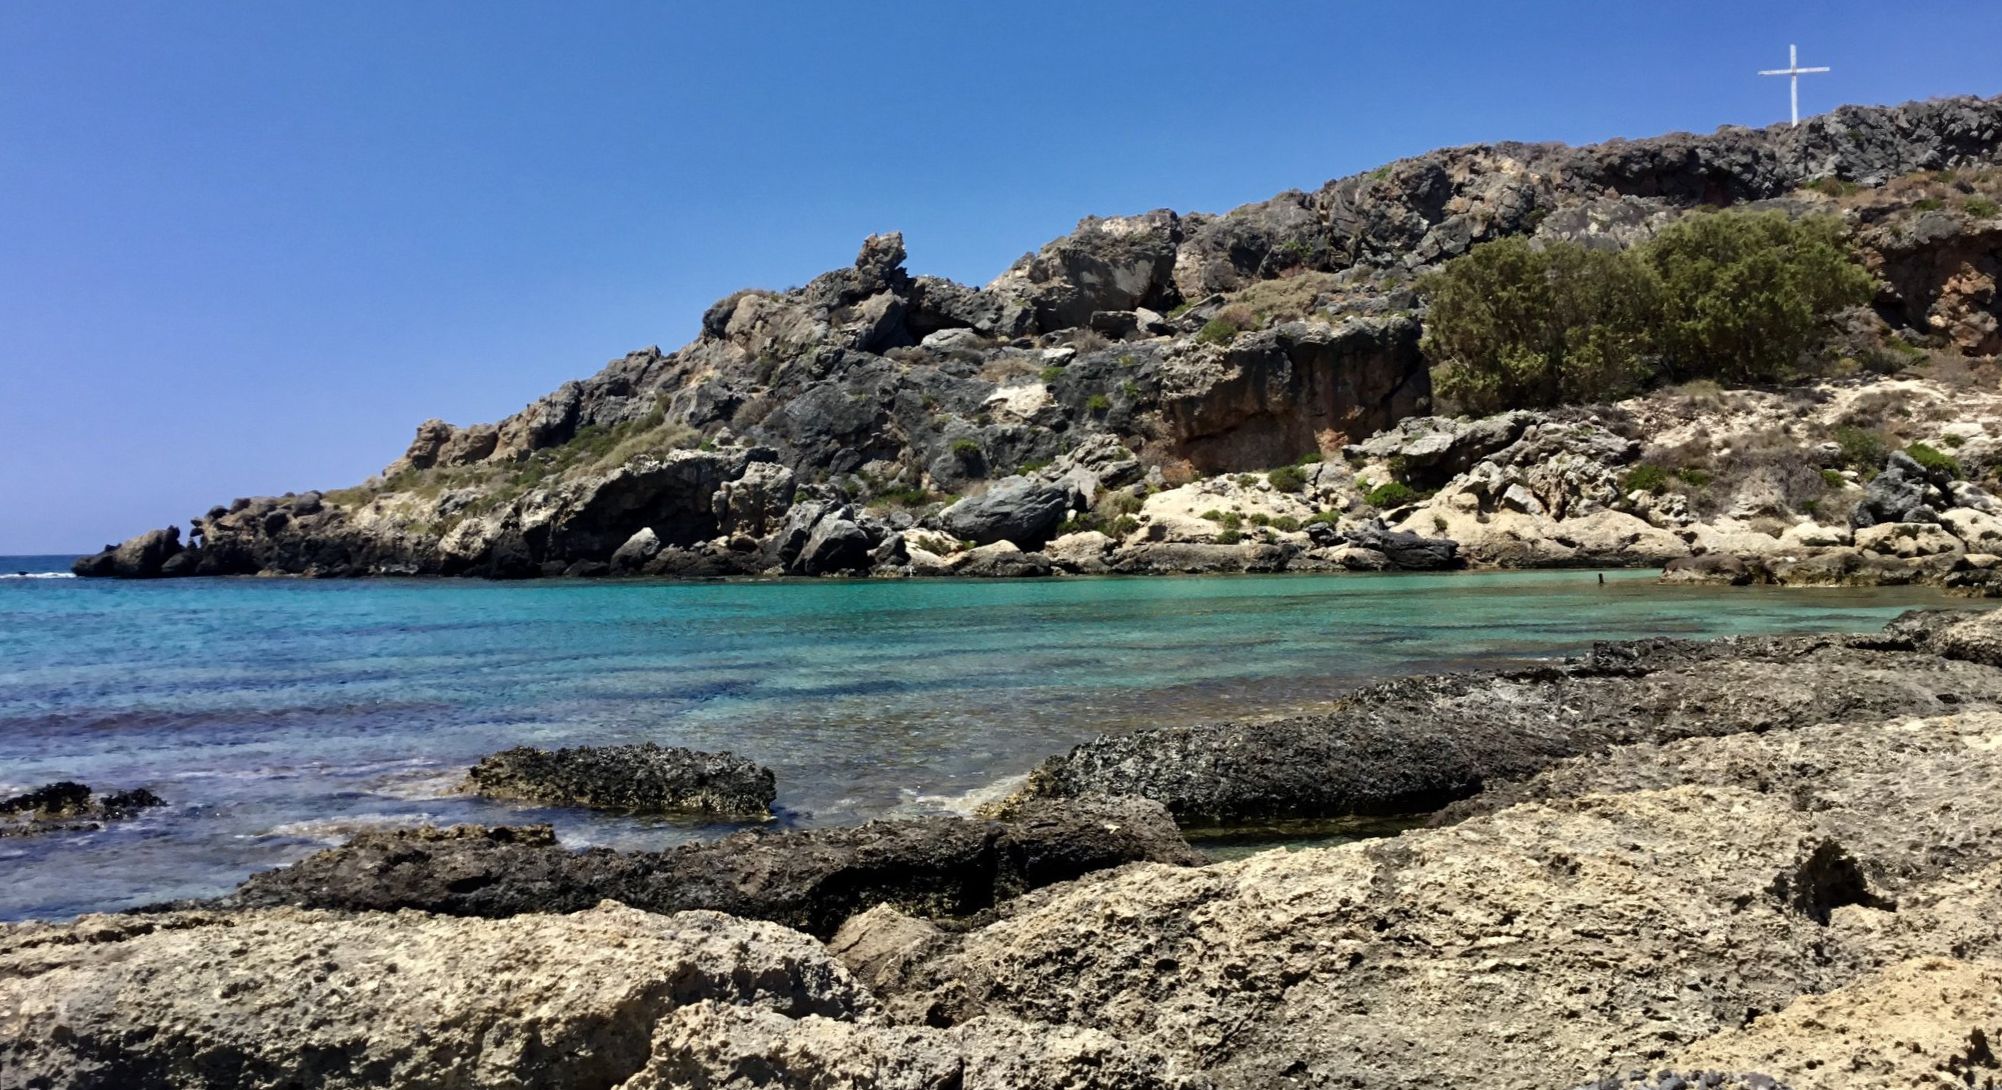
[217,796,1203,939]
[1173,96,2002,296]
[1016,627,2002,825]
[464,743,776,817]
[0,904,869,1090]
[1851,450,1952,528]
[937,477,1074,548]
[1158,317,1429,471]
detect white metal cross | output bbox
[1759,44,1830,128]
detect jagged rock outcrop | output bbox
[75,96,2002,580]
[464,743,777,817]
[215,796,1202,939]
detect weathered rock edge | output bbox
[1010,610,2002,825]
[209,795,1203,939]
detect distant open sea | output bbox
[0,557,1981,920]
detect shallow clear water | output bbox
[0,561,1976,920]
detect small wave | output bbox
[258,813,443,842]
[0,571,76,580]
[898,772,1029,817]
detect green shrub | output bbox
[1364,481,1419,508]
[1420,237,1658,414]
[1196,319,1240,346]
[1643,210,1874,384]
[1267,465,1309,493]
[1085,393,1112,412]
[1269,515,1302,532]
[1809,177,1859,197]
[1305,510,1342,526]
[1905,441,1964,478]
[1295,451,1324,465]
[875,486,935,507]
[950,438,983,461]
[1040,365,1065,383]
[1913,197,1945,212]
[1247,512,1271,527]
[1675,467,1713,488]
[1821,468,1849,488]
[1832,426,1888,470]
[1105,515,1140,538]
[1945,433,1969,449]
[1214,529,1243,545]
[1621,464,1671,495]
[1966,197,2000,220]
[1420,210,1873,410]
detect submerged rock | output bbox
[218,796,1202,938]
[0,782,164,838]
[464,742,776,817]
[1014,623,2002,825]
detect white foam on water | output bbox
[259,812,443,843]
[0,572,76,580]
[899,772,1029,817]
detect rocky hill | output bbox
[76,95,2002,581]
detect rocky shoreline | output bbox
[71,96,2002,594]
[9,609,2002,1088]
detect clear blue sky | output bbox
[4,1,1998,554]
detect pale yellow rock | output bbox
[1855,521,1965,558]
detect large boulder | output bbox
[0,904,868,1090]
[218,796,1203,939]
[464,743,776,817]
[937,477,1073,548]
[1850,450,1952,528]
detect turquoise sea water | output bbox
[0,558,1980,920]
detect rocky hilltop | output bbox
[76,96,2002,580]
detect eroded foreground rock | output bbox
[0,904,867,1089]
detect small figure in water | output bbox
[1597,573,1605,585]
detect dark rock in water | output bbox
[217,796,1202,938]
[0,782,93,817]
[1,782,165,837]
[1337,523,1460,570]
[1662,552,1772,586]
[937,477,1074,548]
[1015,624,2002,825]
[72,526,183,579]
[465,743,776,817]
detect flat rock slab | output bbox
[217,796,1203,939]
[1015,621,2002,824]
[465,742,777,817]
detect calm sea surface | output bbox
[0,557,1977,919]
